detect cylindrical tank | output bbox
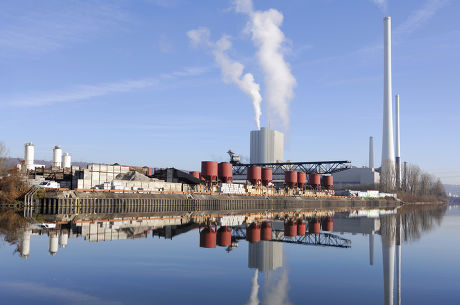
[59,232,69,248]
[53,146,62,168]
[201,161,218,183]
[49,232,59,256]
[262,168,273,186]
[297,220,306,235]
[63,153,71,168]
[190,171,200,179]
[322,175,334,190]
[284,220,297,237]
[285,171,298,188]
[308,219,321,234]
[246,223,261,243]
[297,172,307,188]
[217,226,232,247]
[218,162,233,183]
[322,217,334,232]
[247,166,262,185]
[261,222,272,241]
[24,142,34,171]
[199,226,217,248]
[309,173,321,189]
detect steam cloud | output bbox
[187,27,262,130]
[246,270,260,305]
[235,0,296,131]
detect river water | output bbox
[0,203,458,305]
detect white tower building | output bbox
[24,142,35,171]
[53,146,62,168]
[63,153,72,168]
[382,17,395,172]
[250,127,284,164]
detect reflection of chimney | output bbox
[21,230,32,258]
[60,231,68,248]
[49,232,59,256]
[369,137,374,170]
[382,218,396,305]
[396,216,402,305]
[369,232,374,266]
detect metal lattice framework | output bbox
[232,160,351,180]
[231,227,351,248]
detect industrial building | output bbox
[250,127,284,164]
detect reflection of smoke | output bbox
[246,270,259,305]
[235,0,296,131]
[263,268,291,305]
[187,27,262,130]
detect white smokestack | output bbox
[235,0,296,131]
[369,136,374,170]
[187,27,262,130]
[53,146,62,168]
[382,17,395,171]
[395,94,401,187]
[24,142,34,171]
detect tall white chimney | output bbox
[369,136,374,170]
[382,17,395,172]
[395,94,401,187]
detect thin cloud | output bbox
[370,0,387,12]
[395,0,449,36]
[4,67,209,107]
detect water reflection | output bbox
[0,204,449,305]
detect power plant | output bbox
[250,127,284,164]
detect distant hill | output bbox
[444,184,460,196]
[3,157,89,169]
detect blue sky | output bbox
[1,0,459,184]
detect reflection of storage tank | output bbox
[59,232,69,248]
[261,222,272,241]
[63,153,71,168]
[21,230,31,258]
[297,220,306,235]
[262,168,273,186]
[199,226,217,248]
[308,219,321,234]
[297,172,307,188]
[201,161,218,183]
[309,173,321,189]
[49,232,59,256]
[53,146,62,168]
[218,162,233,183]
[284,220,297,237]
[285,171,298,188]
[247,166,262,185]
[217,226,232,247]
[322,175,334,190]
[190,171,200,179]
[322,217,334,232]
[24,142,34,171]
[246,223,261,243]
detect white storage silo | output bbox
[63,153,71,168]
[53,146,62,168]
[24,142,35,171]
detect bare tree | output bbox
[0,141,8,175]
[380,159,396,193]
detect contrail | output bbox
[235,0,296,131]
[187,27,262,130]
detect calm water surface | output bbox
[0,203,458,305]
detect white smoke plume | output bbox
[235,0,296,131]
[187,27,262,130]
[246,270,260,305]
[370,0,387,12]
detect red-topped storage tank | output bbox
[297,220,306,235]
[322,175,334,190]
[297,172,307,188]
[262,168,273,186]
[284,220,297,237]
[309,173,321,189]
[190,171,200,179]
[285,171,298,188]
[322,217,334,232]
[201,161,218,183]
[246,223,261,243]
[261,222,272,241]
[308,219,321,234]
[199,226,217,248]
[247,166,262,185]
[218,162,233,183]
[217,226,232,247]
